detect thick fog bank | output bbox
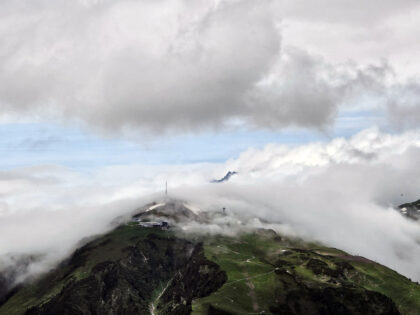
[1,128,420,283]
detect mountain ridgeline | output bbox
[1,201,420,315]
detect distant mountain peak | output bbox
[398,198,420,220]
[211,171,238,183]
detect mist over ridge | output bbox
[0,128,420,286]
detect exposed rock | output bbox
[211,171,238,183]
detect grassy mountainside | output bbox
[0,223,419,315]
[0,225,226,315]
[193,231,420,315]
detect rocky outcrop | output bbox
[5,232,226,315]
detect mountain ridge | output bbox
[1,202,420,314]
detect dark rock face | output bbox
[398,199,420,220]
[269,260,400,315]
[26,262,149,315]
[22,233,226,315]
[0,273,12,305]
[0,274,21,307]
[211,171,238,183]
[270,286,399,315]
[306,258,354,278]
[157,245,227,314]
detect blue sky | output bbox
[0,108,386,171]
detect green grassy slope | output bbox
[0,224,228,315]
[193,230,420,315]
[1,224,419,315]
[0,225,183,314]
[351,261,420,315]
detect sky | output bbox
[0,0,419,171]
[0,0,417,170]
[0,111,383,170]
[1,0,420,283]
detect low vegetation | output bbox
[0,224,419,314]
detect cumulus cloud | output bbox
[0,0,280,132]
[0,0,418,134]
[225,127,420,178]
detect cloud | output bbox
[387,82,420,129]
[280,1,420,78]
[243,48,394,129]
[2,128,420,284]
[0,0,418,134]
[222,127,420,179]
[278,0,419,25]
[0,0,280,133]
[0,165,158,283]
[174,129,420,280]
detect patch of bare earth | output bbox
[243,270,259,312]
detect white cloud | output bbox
[0,0,281,132]
[2,128,420,283]
[278,0,418,25]
[280,1,420,77]
[175,128,420,280]
[388,83,420,129]
[0,0,419,133]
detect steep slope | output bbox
[1,221,420,314]
[193,231,417,315]
[0,226,226,315]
